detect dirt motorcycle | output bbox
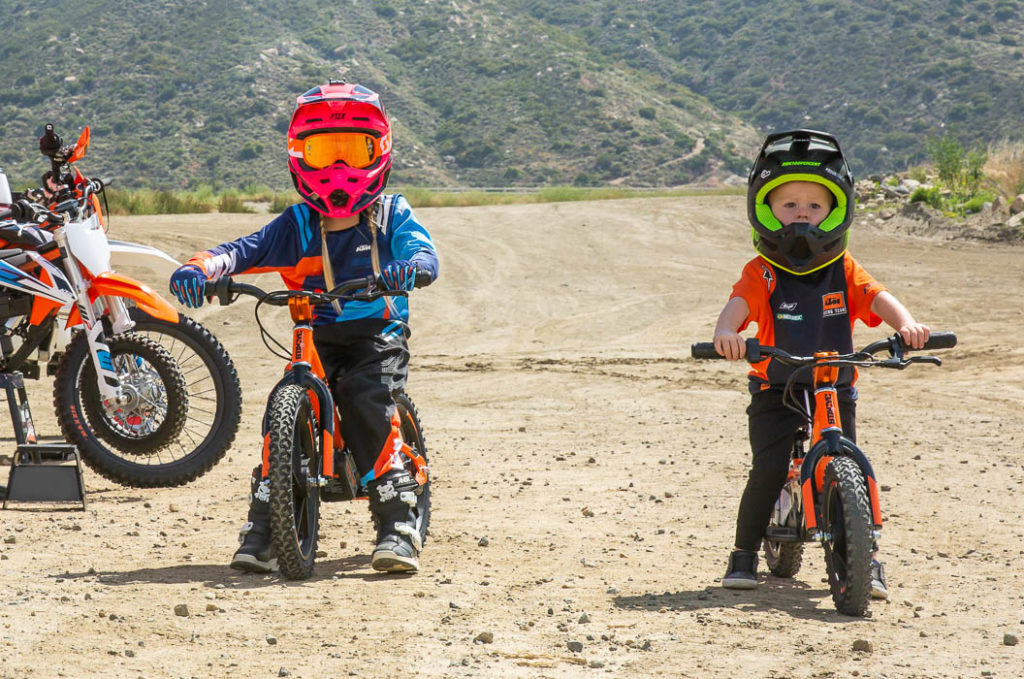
[0,124,241,488]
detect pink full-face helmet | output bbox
[286,82,392,219]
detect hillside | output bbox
[0,0,757,191]
[519,0,1024,172]
[0,0,1021,190]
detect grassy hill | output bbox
[0,0,1020,191]
[507,0,1024,173]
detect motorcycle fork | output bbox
[56,230,127,404]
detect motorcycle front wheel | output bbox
[54,333,196,487]
[125,307,242,480]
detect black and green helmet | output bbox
[747,129,854,275]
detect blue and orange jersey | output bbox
[730,253,885,392]
[186,194,438,326]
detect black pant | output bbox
[312,319,410,477]
[733,387,857,551]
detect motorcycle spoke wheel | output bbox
[54,334,191,487]
[125,308,241,480]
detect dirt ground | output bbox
[2,195,1022,678]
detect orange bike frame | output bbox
[260,295,341,479]
[800,352,884,532]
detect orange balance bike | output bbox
[208,276,429,579]
[692,331,957,616]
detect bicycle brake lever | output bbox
[908,355,942,367]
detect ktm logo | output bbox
[823,293,844,310]
[822,292,847,316]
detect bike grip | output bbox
[691,342,723,359]
[0,200,35,222]
[691,337,763,360]
[208,276,234,305]
[413,267,434,288]
[922,331,957,350]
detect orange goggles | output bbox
[293,131,391,170]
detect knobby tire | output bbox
[126,307,242,482]
[821,456,874,617]
[267,385,321,580]
[395,392,431,546]
[763,480,805,578]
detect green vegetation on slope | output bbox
[0,1,1020,191]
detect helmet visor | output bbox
[300,132,387,170]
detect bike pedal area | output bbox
[0,372,86,510]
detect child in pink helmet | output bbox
[170,82,439,573]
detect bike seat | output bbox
[0,249,33,271]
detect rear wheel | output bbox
[763,479,804,577]
[395,392,430,546]
[821,456,873,616]
[267,385,321,580]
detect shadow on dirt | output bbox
[613,577,874,622]
[54,554,417,589]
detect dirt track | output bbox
[2,196,1023,678]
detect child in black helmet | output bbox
[711,130,930,598]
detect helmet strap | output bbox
[319,198,382,316]
[368,198,382,278]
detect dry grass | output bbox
[984,140,1024,198]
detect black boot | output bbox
[367,469,424,573]
[230,465,277,573]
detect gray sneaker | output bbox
[722,549,759,589]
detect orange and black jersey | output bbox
[730,253,886,393]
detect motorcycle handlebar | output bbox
[0,199,48,223]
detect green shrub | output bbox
[218,193,254,213]
[269,192,297,213]
[909,186,943,210]
[963,191,998,213]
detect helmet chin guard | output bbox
[287,82,392,218]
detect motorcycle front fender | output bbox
[108,240,182,279]
[88,272,179,323]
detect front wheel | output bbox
[267,384,322,580]
[125,307,242,481]
[54,334,190,487]
[820,456,874,617]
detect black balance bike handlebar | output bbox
[691,331,958,364]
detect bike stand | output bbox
[0,372,86,510]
